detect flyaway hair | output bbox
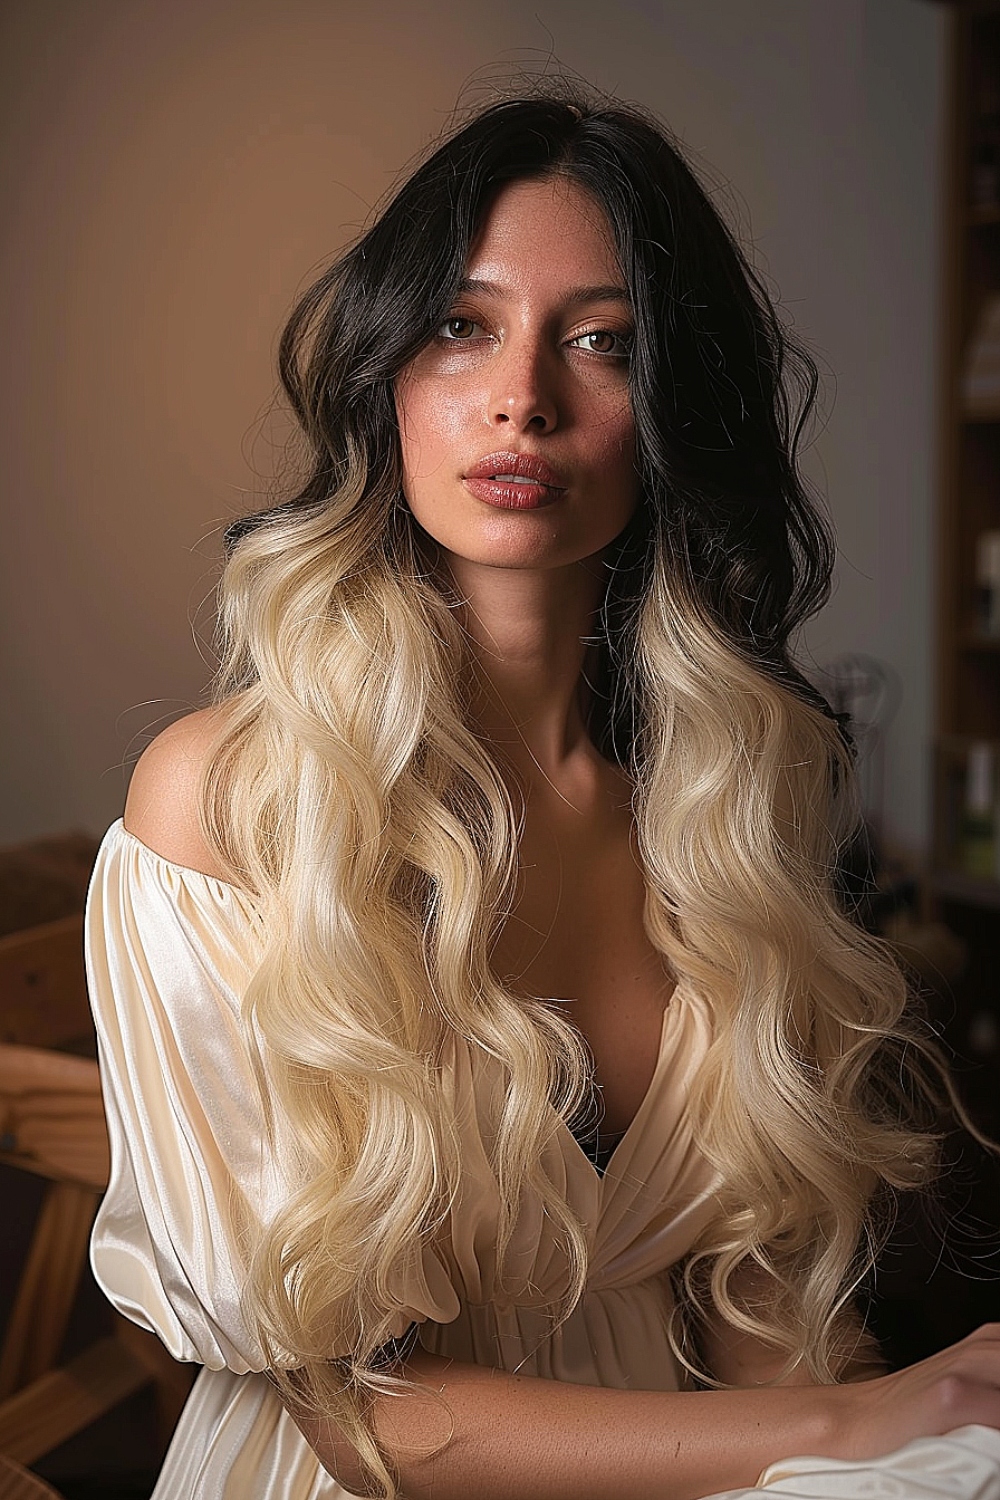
[201,87,941,1497]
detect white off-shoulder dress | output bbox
[85,820,1000,1500]
[85,819,723,1499]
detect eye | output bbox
[438,316,483,340]
[569,329,632,357]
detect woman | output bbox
[86,89,1000,1499]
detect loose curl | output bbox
[201,88,941,1496]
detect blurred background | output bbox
[0,0,947,855]
[0,2,997,1497]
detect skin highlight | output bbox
[395,177,670,1137]
[395,177,639,578]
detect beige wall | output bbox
[0,0,945,857]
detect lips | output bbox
[463,451,566,510]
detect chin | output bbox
[409,502,635,575]
[448,539,620,575]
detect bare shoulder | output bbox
[123,707,231,880]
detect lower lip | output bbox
[463,476,564,510]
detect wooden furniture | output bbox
[0,918,92,1054]
[933,1,1000,1104]
[0,922,193,1478]
[0,1042,192,1468]
[0,1046,110,1407]
[0,836,99,942]
[0,1455,64,1500]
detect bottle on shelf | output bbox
[976,529,1000,638]
[958,742,998,880]
[962,296,1000,412]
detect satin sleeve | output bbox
[85,820,285,1373]
[701,1423,1000,1499]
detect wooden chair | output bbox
[0,918,92,1054]
[0,923,193,1471]
[0,1454,64,1500]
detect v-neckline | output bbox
[559,994,680,1181]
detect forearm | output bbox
[290,1347,850,1500]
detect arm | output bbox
[285,1329,1000,1500]
[123,707,234,880]
[287,1346,845,1500]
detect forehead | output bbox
[464,176,625,293]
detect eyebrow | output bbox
[456,277,631,308]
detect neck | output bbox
[441,551,610,788]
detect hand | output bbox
[840,1323,1000,1460]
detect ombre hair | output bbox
[202,86,940,1496]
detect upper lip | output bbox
[465,451,566,488]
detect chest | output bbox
[489,799,675,1138]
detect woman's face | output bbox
[394,176,640,573]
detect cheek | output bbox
[395,380,467,486]
[585,398,637,488]
[394,384,425,482]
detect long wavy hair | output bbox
[202,87,940,1495]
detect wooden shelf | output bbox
[932,5,1000,1015]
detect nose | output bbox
[489,336,558,434]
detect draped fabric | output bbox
[85,821,720,1498]
[704,1425,1000,1500]
[85,821,1000,1499]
